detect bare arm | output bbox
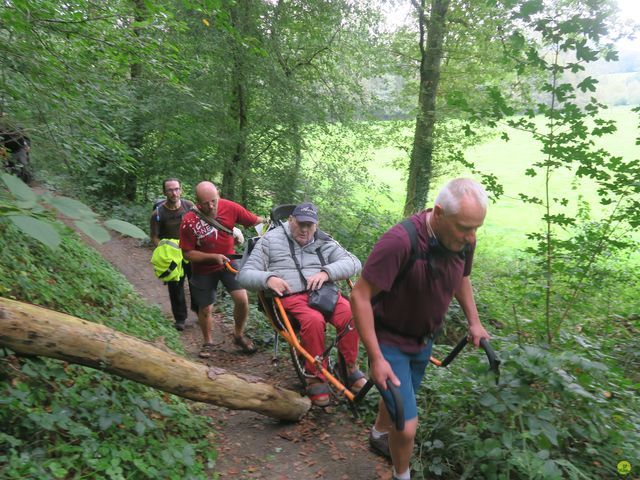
[454,276,490,347]
[150,215,160,246]
[350,277,399,389]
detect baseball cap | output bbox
[292,202,318,224]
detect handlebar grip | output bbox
[440,336,468,367]
[353,379,375,403]
[480,338,501,382]
[386,379,405,432]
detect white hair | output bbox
[434,178,488,215]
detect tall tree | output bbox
[123,0,147,201]
[221,0,253,202]
[404,0,450,216]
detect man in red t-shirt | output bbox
[351,178,491,480]
[180,181,264,358]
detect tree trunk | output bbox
[404,0,450,217]
[222,0,250,202]
[0,297,311,421]
[123,0,146,201]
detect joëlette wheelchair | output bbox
[226,204,363,410]
[227,204,501,419]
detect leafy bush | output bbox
[413,340,640,479]
[0,220,217,479]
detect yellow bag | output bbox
[150,238,184,282]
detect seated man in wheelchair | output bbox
[237,202,367,406]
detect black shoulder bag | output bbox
[286,237,339,315]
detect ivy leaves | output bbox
[1,174,146,248]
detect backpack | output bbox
[391,218,467,289]
[150,238,184,282]
[152,198,165,222]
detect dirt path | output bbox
[83,232,392,479]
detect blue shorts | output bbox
[377,340,433,422]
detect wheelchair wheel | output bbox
[329,351,348,395]
[288,345,347,393]
[289,345,309,388]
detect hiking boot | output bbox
[174,321,185,331]
[369,430,390,458]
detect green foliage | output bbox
[471,0,640,342]
[0,218,217,478]
[1,174,147,248]
[0,359,216,479]
[411,339,639,479]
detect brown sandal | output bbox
[233,335,257,354]
[199,343,215,358]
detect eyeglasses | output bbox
[165,187,181,193]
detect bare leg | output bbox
[230,289,249,337]
[374,398,394,433]
[198,304,214,344]
[375,399,417,476]
[389,417,418,476]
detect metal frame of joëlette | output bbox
[225,260,357,402]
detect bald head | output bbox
[195,181,220,216]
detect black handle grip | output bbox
[386,379,404,432]
[440,336,468,367]
[353,379,404,431]
[353,379,375,403]
[440,336,500,384]
[480,338,501,383]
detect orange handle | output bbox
[274,297,355,402]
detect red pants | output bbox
[279,292,359,380]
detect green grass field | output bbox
[364,105,640,253]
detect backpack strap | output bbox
[158,261,179,279]
[392,219,419,289]
[154,200,165,222]
[315,249,327,266]
[285,228,308,287]
[190,207,234,235]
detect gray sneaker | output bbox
[369,430,390,458]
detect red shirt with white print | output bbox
[179,199,257,274]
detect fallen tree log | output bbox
[0,297,311,421]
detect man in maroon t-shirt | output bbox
[180,181,264,358]
[351,178,491,480]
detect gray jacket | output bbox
[237,222,361,293]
